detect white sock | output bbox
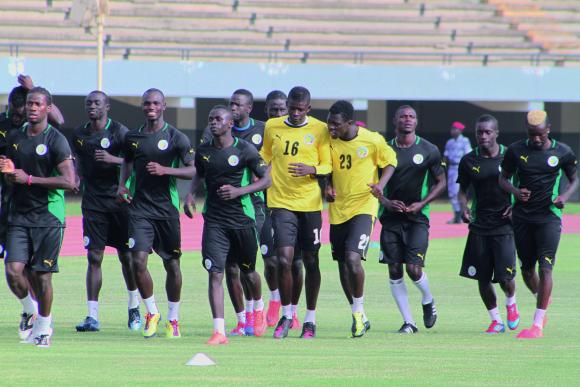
[143,296,159,315]
[35,314,52,336]
[352,296,364,314]
[270,289,280,302]
[213,318,225,335]
[167,301,180,321]
[245,300,254,313]
[390,278,414,324]
[413,273,434,305]
[255,298,264,312]
[488,307,503,323]
[305,309,316,324]
[236,311,246,324]
[19,293,37,315]
[533,309,546,329]
[282,304,292,319]
[87,301,99,320]
[291,304,298,315]
[506,295,516,306]
[128,289,140,309]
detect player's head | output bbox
[475,114,499,150]
[393,105,417,134]
[85,90,110,121]
[450,121,465,139]
[7,86,28,127]
[327,100,355,140]
[526,110,550,150]
[141,88,166,122]
[265,90,288,119]
[287,86,311,125]
[26,87,52,125]
[208,105,234,137]
[229,89,253,125]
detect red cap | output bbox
[451,121,465,130]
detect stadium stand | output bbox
[1,0,579,65]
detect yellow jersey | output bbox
[261,116,331,211]
[329,127,397,224]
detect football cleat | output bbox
[165,319,181,339]
[351,312,366,338]
[244,311,255,336]
[398,322,418,334]
[300,322,316,339]
[143,313,161,339]
[422,300,437,329]
[229,322,246,336]
[266,300,281,327]
[75,316,100,332]
[516,325,543,339]
[273,316,292,339]
[485,320,505,334]
[128,307,142,331]
[33,334,51,348]
[19,313,36,340]
[206,331,229,345]
[291,312,301,330]
[254,310,267,337]
[506,304,520,330]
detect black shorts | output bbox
[202,225,258,273]
[4,226,64,272]
[256,201,274,258]
[379,220,429,267]
[82,208,129,252]
[271,208,322,252]
[128,216,181,260]
[330,214,373,262]
[460,232,516,282]
[513,221,561,270]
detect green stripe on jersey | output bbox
[47,169,65,224]
[549,169,563,218]
[169,158,180,211]
[420,170,430,219]
[240,167,255,221]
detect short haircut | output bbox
[288,86,310,104]
[232,89,253,105]
[266,90,287,103]
[8,86,28,108]
[329,100,354,121]
[210,104,233,119]
[87,90,110,105]
[143,88,165,101]
[476,114,498,131]
[394,104,416,119]
[28,86,52,106]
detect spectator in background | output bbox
[444,121,471,224]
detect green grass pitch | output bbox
[1,235,580,385]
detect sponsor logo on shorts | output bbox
[157,139,169,150]
[506,267,514,275]
[100,137,111,149]
[241,263,251,269]
[304,134,315,145]
[127,237,135,249]
[252,134,263,145]
[228,155,239,166]
[204,258,212,270]
[0,130,6,138]
[260,244,268,255]
[357,146,369,158]
[76,139,84,147]
[36,144,48,156]
[544,256,553,265]
[412,154,424,165]
[467,266,477,276]
[43,259,54,267]
[417,253,425,260]
[547,156,559,167]
[131,141,139,149]
[12,143,19,151]
[83,236,90,247]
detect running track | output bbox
[60,212,580,257]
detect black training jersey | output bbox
[5,124,73,227]
[502,138,578,223]
[0,112,20,156]
[123,123,194,220]
[380,136,445,224]
[72,119,129,212]
[195,137,268,229]
[457,145,512,235]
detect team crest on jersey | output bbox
[547,156,559,167]
[228,155,240,166]
[260,244,268,255]
[412,153,424,165]
[252,134,262,145]
[157,139,169,150]
[83,236,90,247]
[127,237,135,249]
[204,258,212,270]
[467,266,477,276]
[36,144,48,156]
[304,134,315,145]
[100,137,111,149]
[357,146,369,158]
